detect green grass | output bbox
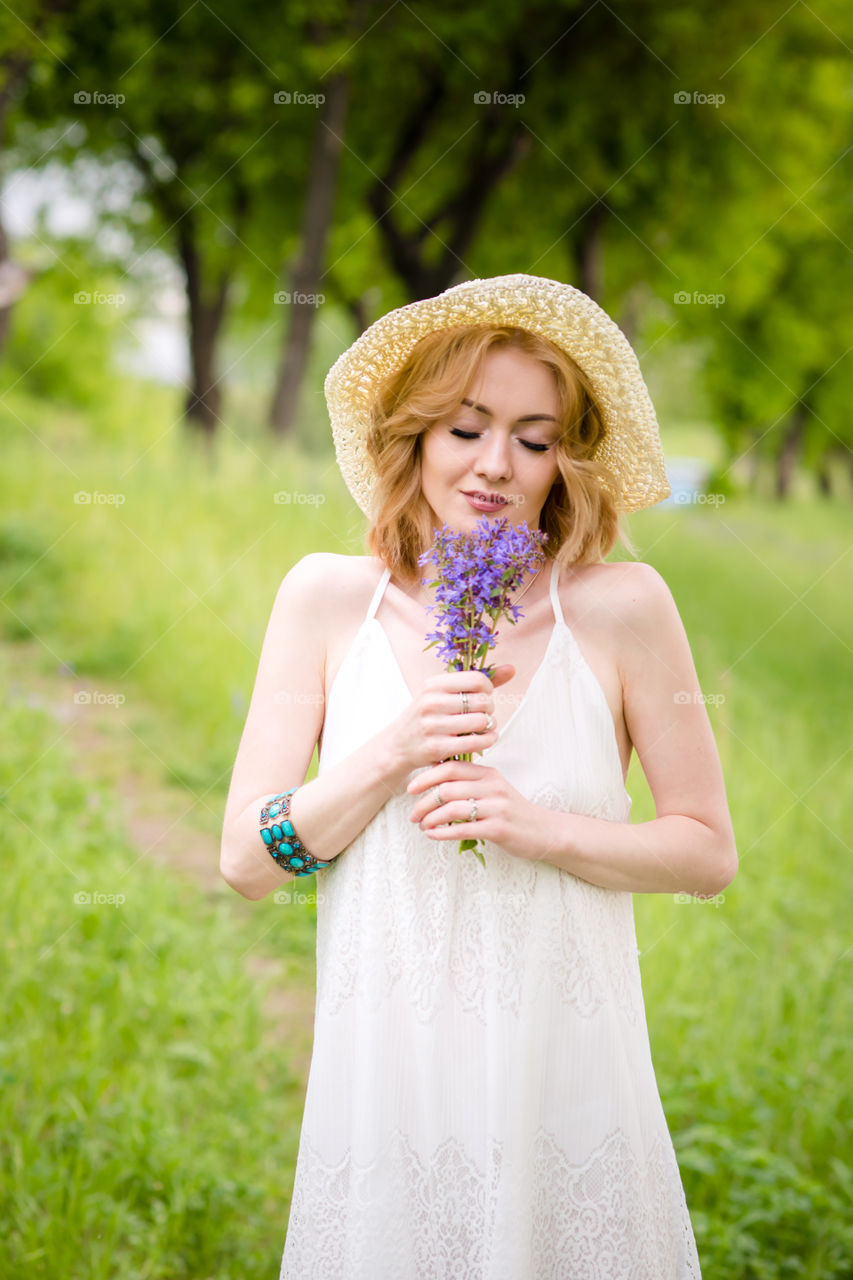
[0,667,318,1278]
[2,382,852,1276]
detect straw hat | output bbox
[324,273,670,516]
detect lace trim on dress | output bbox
[280,1124,702,1280]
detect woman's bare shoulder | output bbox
[278,553,383,617]
[564,558,674,620]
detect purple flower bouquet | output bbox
[418,515,549,863]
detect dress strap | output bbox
[365,565,392,623]
[548,558,565,626]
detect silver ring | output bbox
[431,786,443,809]
[468,797,478,822]
[484,714,495,732]
[459,690,469,715]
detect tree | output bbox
[22,0,312,435]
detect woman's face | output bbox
[419,346,562,532]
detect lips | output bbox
[462,490,508,507]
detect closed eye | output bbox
[448,426,551,453]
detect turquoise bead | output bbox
[271,824,283,840]
[268,804,281,817]
[289,856,305,869]
[281,820,294,837]
[261,828,273,845]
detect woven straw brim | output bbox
[324,273,670,518]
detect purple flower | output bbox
[418,515,549,862]
[418,515,548,677]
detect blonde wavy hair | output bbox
[365,324,637,583]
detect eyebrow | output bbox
[460,398,558,424]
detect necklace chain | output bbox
[510,562,543,608]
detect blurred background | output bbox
[1,2,851,1276]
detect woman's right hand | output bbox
[387,664,516,774]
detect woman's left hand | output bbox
[407,759,546,863]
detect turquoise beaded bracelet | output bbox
[259,789,334,877]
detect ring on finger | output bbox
[468,797,478,822]
[459,690,469,715]
[484,714,495,732]
[431,786,443,809]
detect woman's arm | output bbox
[538,562,738,895]
[219,555,412,900]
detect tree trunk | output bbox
[775,400,808,499]
[177,216,231,436]
[815,452,832,498]
[573,201,606,301]
[745,433,762,496]
[269,69,350,435]
[367,43,533,300]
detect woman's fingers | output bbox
[406,759,486,792]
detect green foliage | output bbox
[3,0,853,494]
[0,673,316,1278]
[2,240,132,421]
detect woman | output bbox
[220,274,737,1278]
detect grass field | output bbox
[2,381,852,1277]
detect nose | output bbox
[473,430,512,482]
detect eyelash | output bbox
[448,427,551,453]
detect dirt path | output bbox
[6,641,316,1082]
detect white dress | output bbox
[279,558,702,1279]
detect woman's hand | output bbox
[386,664,516,775]
[406,758,547,863]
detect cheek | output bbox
[423,435,465,476]
[531,457,561,494]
